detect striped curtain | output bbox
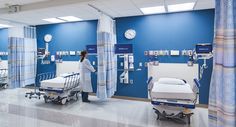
[8,26,37,88]
[97,14,117,99]
[208,0,236,127]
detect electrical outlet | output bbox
[130,79,134,84]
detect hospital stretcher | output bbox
[147,77,200,124]
[0,69,8,89]
[39,72,81,105]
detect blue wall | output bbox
[36,20,98,89]
[36,9,214,104]
[0,28,8,60]
[115,9,214,104]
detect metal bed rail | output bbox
[63,73,80,91]
[40,72,80,104]
[0,69,8,88]
[38,72,56,84]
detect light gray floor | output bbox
[0,88,208,127]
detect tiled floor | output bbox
[0,88,208,127]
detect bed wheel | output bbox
[75,93,79,101]
[156,114,160,120]
[61,98,67,105]
[44,96,48,103]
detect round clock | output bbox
[44,34,52,43]
[125,29,136,40]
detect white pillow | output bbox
[158,78,186,85]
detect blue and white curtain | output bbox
[8,26,37,88]
[97,14,117,99]
[209,0,236,127]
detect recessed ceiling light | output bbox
[168,2,195,12]
[42,18,66,23]
[0,24,13,28]
[58,16,83,22]
[140,6,166,15]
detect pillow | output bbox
[158,78,186,85]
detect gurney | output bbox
[39,72,81,105]
[148,77,200,124]
[0,69,8,89]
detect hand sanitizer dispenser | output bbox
[129,55,134,70]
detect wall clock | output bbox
[44,34,52,43]
[125,29,136,40]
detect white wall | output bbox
[56,61,79,76]
[0,60,8,69]
[148,63,199,88]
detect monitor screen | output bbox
[115,44,133,54]
[196,44,212,54]
[86,45,97,54]
[37,48,45,55]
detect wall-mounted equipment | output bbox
[0,52,8,56]
[69,51,76,56]
[115,44,133,54]
[37,48,50,64]
[86,45,97,54]
[170,50,180,56]
[115,44,134,84]
[194,43,213,80]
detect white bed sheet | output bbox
[41,76,78,89]
[151,82,195,100]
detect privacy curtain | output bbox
[97,14,117,99]
[209,0,236,127]
[8,26,37,88]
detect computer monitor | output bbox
[86,45,97,54]
[196,43,212,54]
[37,48,45,56]
[115,44,133,54]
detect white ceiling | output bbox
[0,0,215,25]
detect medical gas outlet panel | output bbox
[144,49,195,66]
[115,44,134,85]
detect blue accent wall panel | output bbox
[36,21,98,91]
[36,9,214,104]
[0,28,8,60]
[115,9,214,104]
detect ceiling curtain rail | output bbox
[88,4,114,19]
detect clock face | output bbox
[44,34,52,43]
[125,29,136,40]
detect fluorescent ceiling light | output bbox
[58,16,83,22]
[0,24,13,28]
[168,2,195,12]
[42,18,66,23]
[140,6,166,15]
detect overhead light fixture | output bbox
[140,6,166,15]
[168,2,195,12]
[58,16,83,22]
[42,18,66,23]
[0,24,13,28]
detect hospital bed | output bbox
[39,72,81,105]
[148,77,200,124]
[0,69,8,89]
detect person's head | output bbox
[80,50,88,62]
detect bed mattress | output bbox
[41,76,78,89]
[151,82,195,101]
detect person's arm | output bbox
[84,59,96,72]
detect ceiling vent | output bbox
[8,5,21,13]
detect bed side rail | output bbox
[64,73,80,91]
[0,69,8,83]
[0,69,8,76]
[37,72,56,85]
[193,78,201,103]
